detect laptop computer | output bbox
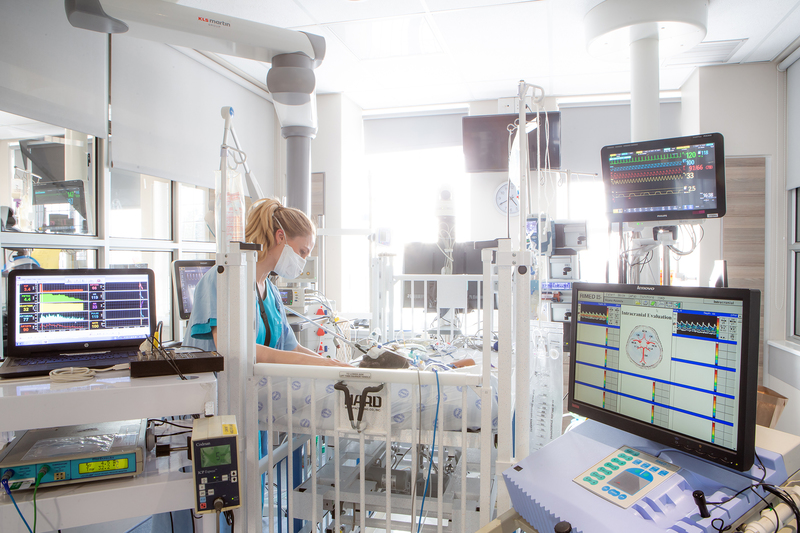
[1,268,156,379]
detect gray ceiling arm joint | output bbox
[64,0,129,33]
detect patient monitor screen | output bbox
[572,288,744,452]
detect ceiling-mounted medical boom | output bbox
[65,0,324,214]
[64,0,325,66]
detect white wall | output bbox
[680,69,701,135]
[559,102,681,180]
[340,95,369,313]
[311,93,366,314]
[313,94,344,309]
[679,62,800,434]
[110,38,276,190]
[682,63,785,340]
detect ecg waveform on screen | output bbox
[17,279,150,336]
[578,304,609,325]
[676,313,719,340]
[608,145,714,203]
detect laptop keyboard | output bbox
[11,350,138,367]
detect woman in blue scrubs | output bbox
[183,197,349,367]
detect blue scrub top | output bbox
[182,269,298,352]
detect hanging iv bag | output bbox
[529,321,564,453]
[508,118,539,189]
[214,168,245,247]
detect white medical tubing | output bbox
[743,487,800,533]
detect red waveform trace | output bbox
[611,165,687,181]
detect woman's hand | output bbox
[309,355,352,367]
[255,344,352,366]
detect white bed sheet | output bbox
[256,372,499,433]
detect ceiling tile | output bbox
[705,0,800,62]
[425,0,536,12]
[292,0,426,25]
[740,4,800,62]
[330,53,464,94]
[177,0,315,28]
[289,25,372,94]
[347,82,474,109]
[550,72,630,96]
[431,3,553,79]
[327,15,442,60]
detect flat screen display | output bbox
[8,269,155,352]
[462,112,561,173]
[173,260,215,320]
[568,283,760,471]
[601,133,726,223]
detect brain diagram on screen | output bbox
[626,326,663,369]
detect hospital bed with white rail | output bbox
[255,363,502,532]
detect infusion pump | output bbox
[191,415,241,514]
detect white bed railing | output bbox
[219,241,533,532]
[253,364,496,532]
[372,253,486,343]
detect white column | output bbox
[630,23,660,142]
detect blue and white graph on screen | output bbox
[17,279,150,335]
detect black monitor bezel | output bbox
[601,132,726,224]
[7,268,156,356]
[172,260,215,320]
[567,282,760,472]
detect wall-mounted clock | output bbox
[495,182,520,216]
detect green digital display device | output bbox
[200,445,231,468]
[192,415,241,513]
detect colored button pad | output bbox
[574,445,680,511]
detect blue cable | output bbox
[2,479,33,533]
[417,369,440,533]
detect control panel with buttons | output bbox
[191,415,241,514]
[573,446,680,509]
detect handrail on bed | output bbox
[253,362,484,387]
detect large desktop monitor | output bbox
[568,283,760,471]
[173,260,215,320]
[601,133,726,224]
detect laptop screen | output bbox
[8,269,156,353]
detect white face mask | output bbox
[274,243,306,280]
